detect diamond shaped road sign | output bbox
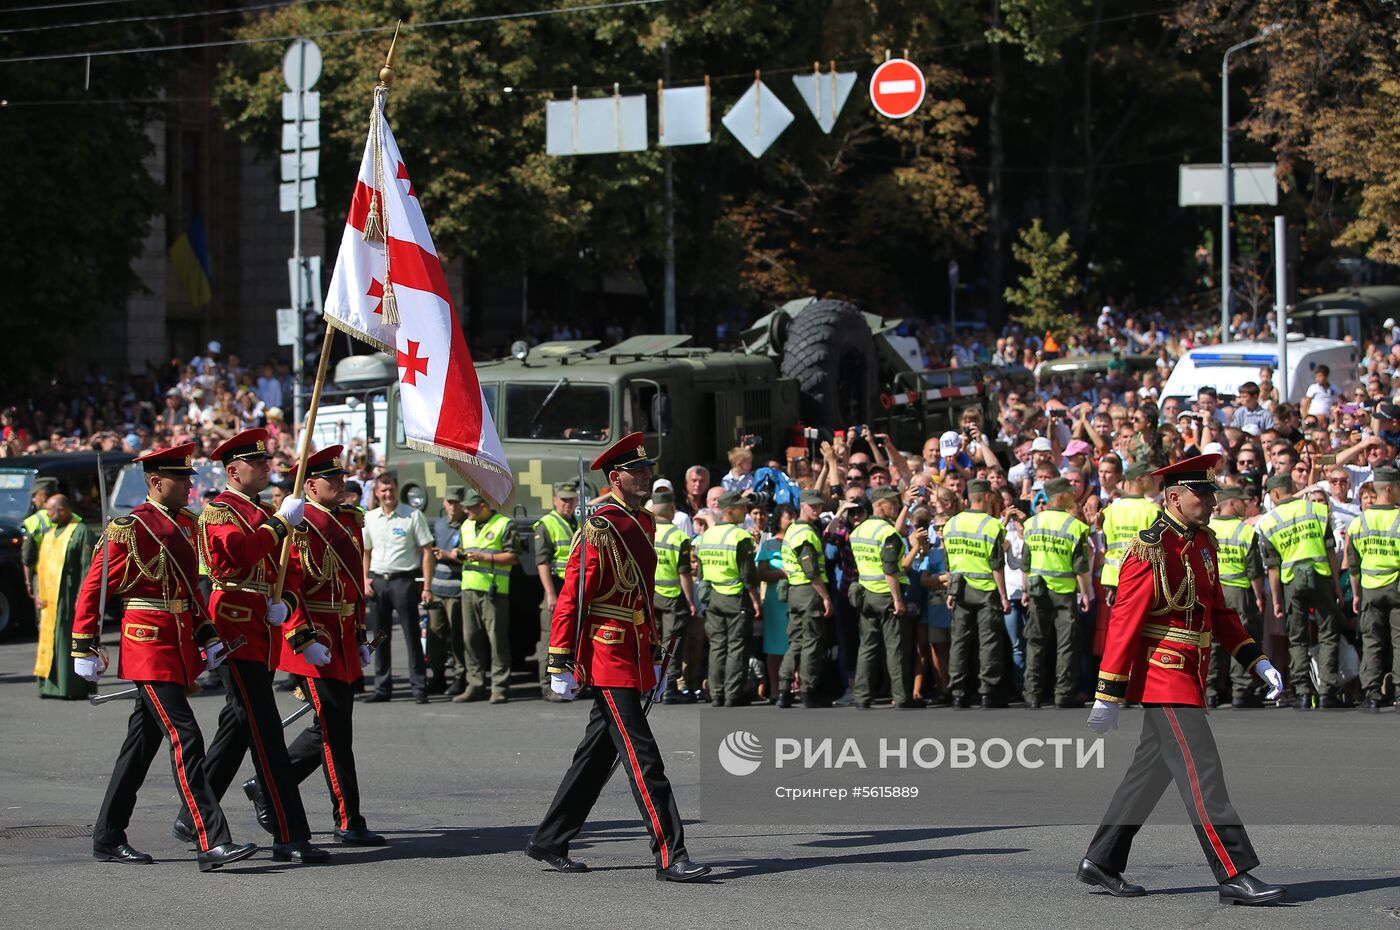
[722,79,794,158]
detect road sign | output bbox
[281,90,319,121]
[282,38,322,92]
[1178,163,1278,206]
[276,308,299,347]
[869,58,926,119]
[287,255,322,311]
[280,150,320,182]
[279,180,316,212]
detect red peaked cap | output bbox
[1150,452,1221,491]
[135,442,197,476]
[305,444,346,479]
[212,428,272,465]
[590,431,655,473]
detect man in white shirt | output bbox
[362,473,435,703]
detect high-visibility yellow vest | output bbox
[1101,497,1160,586]
[534,510,574,579]
[23,510,51,540]
[1024,509,1088,595]
[654,523,685,598]
[461,511,512,594]
[1257,497,1330,584]
[781,521,826,587]
[1208,516,1256,589]
[1346,506,1400,590]
[697,523,752,596]
[850,517,903,595]
[942,511,1003,592]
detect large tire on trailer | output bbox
[779,299,878,429]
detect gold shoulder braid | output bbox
[1128,521,1197,618]
[198,502,237,527]
[583,515,642,603]
[296,527,341,599]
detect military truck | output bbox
[326,297,990,667]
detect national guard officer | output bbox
[459,487,521,704]
[943,479,1010,708]
[1347,466,1400,711]
[1255,474,1344,709]
[1099,463,1160,606]
[651,489,697,704]
[173,427,329,864]
[529,431,710,882]
[1207,487,1266,707]
[247,445,387,847]
[777,489,834,708]
[72,444,258,871]
[427,485,468,698]
[696,491,760,707]
[851,485,917,709]
[1079,453,1286,905]
[534,481,579,702]
[1022,477,1092,709]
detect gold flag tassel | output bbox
[380,277,400,326]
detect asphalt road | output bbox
[2,633,1399,930]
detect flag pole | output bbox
[271,24,400,603]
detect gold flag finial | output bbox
[378,21,401,87]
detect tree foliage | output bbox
[1005,218,1081,339]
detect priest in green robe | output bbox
[33,495,96,699]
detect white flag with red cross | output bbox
[323,94,513,507]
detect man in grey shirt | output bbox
[1228,381,1275,432]
[362,473,435,704]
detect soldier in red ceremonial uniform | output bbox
[1077,453,1286,906]
[73,444,259,871]
[244,446,386,847]
[171,428,330,864]
[529,432,710,882]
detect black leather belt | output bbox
[371,570,419,581]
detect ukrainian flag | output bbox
[169,216,212,307]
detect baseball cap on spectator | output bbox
[1030,437,1053,453]
[1375,401,1400,421]
[939,430,961,455]
[266,407,284,422]
[1385,317,1396,329]
[652,489,675,505]
[652,478,674,493]
[444,485,466,502]
[1064,440,1092,459]
[870,485,901,504]
[461,487,485,506]
[1241,423,1261,437]
[1203,442,1226,456]
[207,340,222,355]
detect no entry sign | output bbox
[869,58,926,119]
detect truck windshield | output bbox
[0,471,33,522]
[504,382,612,442]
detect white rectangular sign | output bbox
[281,91,320,121]
[545,94,648,156]
[281,120,320,152]
[1178,163,1278,206]
[286,255,323,311]
[279,179,316,212]
[280,150,320,182]
[276,307,299,347]
[659,85,711,147]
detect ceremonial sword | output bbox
[91,453,112,677]
[89,635,247,705]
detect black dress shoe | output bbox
[197,841,259,872]
[854,701,873,711]
[1294,695,1315,711]
[362,691,392,703]
[1218,871,1285,905]
[334,827,387,847]
[1319,693,1349,709]
[662,689,685,705]
[1206,695,1221,708]
[951,695,972,709]
[679,689,698,704]
[980,694,1008,709]
[242,777,276,836]
[925,692,952,707]
[414,693,430,705]
[526,842,588,873]
[272,839,332,863]
[1076,857,1145,897]
[1359,697,1383,712]
[172,817,197,845]
[1055,699,1086,709]
[775,692,793,708]
[1025,700,1043,710]
[445,680,466,698]
[93,842,153,864]
[656,856,712,882]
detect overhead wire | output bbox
[0,0,337,36]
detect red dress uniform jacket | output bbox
[1095,511,1267,707]
[71,501,219,689]
[198,489,302,670]
[281,502,367,684]
[546,496,660,691]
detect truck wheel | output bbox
[779,299,878,428]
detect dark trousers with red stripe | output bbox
[532,687,687,868]
[96,682,232,852]
[1087,705,1259,883]
[175,658,311,844]
[285,677,365,832]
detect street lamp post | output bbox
[1221,23,1283,343]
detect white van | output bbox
[1160,335,1359,405]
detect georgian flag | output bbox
[323,97,513,507]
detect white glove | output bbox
[1254,658,1285,701]
[652,664,666,701]
[358,644,372,667]
[266,599,289,625]
[1086,699,1120,734]
[550,672,579,701]
[74,655,103,682]
[303,642,332,667]
[277,496,305,527]
[203,640,225,672]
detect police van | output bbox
[1160,335,1359,405]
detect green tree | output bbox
[1004,218,1080,339]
